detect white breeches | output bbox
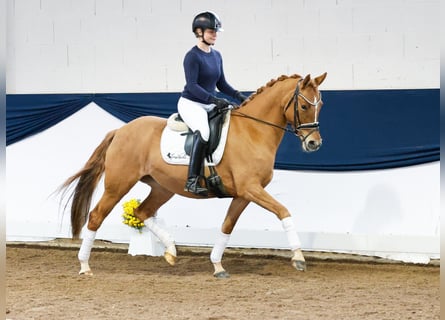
[177,97,214,141]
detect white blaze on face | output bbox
[313,97,319,123]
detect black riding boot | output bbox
[184,131,208,196]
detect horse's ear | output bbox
[302,74,311,88]
[314,72,327,86]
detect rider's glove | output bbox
[235,91,248,103]
[209,96,231,112]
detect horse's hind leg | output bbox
[78,181,137,275]
[211,197,250,278]
[134,178,176,265]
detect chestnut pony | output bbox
[61,72,327,278]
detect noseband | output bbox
[283,79,322,141]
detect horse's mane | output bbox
[240,74,302,107]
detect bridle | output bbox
[283,79,322,141]
[231,79,323,142]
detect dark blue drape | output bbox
[6,89,439,171]
[277,89,439,170]
[6,93,180,145]
[6,94,94,145]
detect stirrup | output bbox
[184,185,208,196]
[184,176,208,196]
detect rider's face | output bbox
[202,29,217,44]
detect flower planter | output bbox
[128,227,164,257]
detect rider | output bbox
[178,11,247,196]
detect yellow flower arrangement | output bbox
[122,198,145,233]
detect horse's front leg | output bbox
[244,186,307,272]
[211,197,250,278]
[282,216,306,271]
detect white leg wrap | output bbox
[281,217,301,251]
[79,261,92,275]
[146,217,176,256]
[78,228,97,262]
[210,231,230,263]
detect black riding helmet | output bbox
[192,11,223,36]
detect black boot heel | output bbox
[184,176,208,196]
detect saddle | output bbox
[182,108,228,158]
[166,108,231,198]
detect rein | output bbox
[231,80,322,141]
[231,110,295,134]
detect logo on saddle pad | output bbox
[160,112,231,166]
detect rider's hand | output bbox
[209,96,231,111]
[235,91,248,103]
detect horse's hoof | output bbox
[164,252,176,266]
[213,271,230,279]
[79,270,93,276]
[292,260,307,272]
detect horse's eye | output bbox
[301,105,308,111]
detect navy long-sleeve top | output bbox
[181,46,237,104]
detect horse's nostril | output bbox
[307,140,320,151]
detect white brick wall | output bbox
[6,0,439,93]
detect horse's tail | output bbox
[60,130,116,239]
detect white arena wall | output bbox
[6,0,440,263]
[6,0,439,92]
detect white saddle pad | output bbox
[160,112,231,166]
